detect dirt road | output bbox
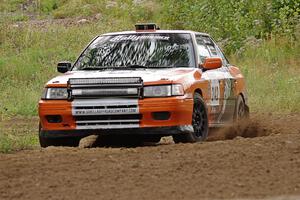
[0,113,300,200]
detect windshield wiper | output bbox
[126,64,147,69]
[80,66,106,70]
[80,66,124,70]
[79,65,173,71]
[146,66,172,69]
[126,65,173,69]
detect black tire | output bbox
[225,95,248,140]
[95,134,145,147]
[39,135,81,148]
[143,135,161,143]
[39,124,81,148]
[234,95,247,122]
[173,93,208,143]
[95,134,161,147]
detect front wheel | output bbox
[39,135,81,148]
[173,93,208,143]
[39,124,81,148]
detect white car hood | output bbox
[47,68,197,85]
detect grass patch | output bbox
[230,35,300,113]
[0,117,39,153]
[0,21,126,117]
[0,0,26,12]
[0,132,38,153]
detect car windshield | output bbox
[73,33,195,70]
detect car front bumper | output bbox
[39,96,194,137]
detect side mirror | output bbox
[201,57,222,70]
[57,61,72,73]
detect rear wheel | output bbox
[234,95,248,122]
[225,95,248,139]
[173,93,208,143]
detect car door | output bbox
[213,43,236,123]
[195,35,225,125]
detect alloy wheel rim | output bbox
[238,102,245,120]
[192,102,207,138]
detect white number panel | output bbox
[210,79,220,106]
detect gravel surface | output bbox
[0,113,299,200]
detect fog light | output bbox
[152,112,171,120]
[46,115,62,123]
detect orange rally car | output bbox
[38,23,249,147]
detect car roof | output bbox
[101,30,210,37]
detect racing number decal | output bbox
[210,80,220,106]
[217,79,232,122]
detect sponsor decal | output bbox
[110,35,170,42]
[74,108,138,115]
